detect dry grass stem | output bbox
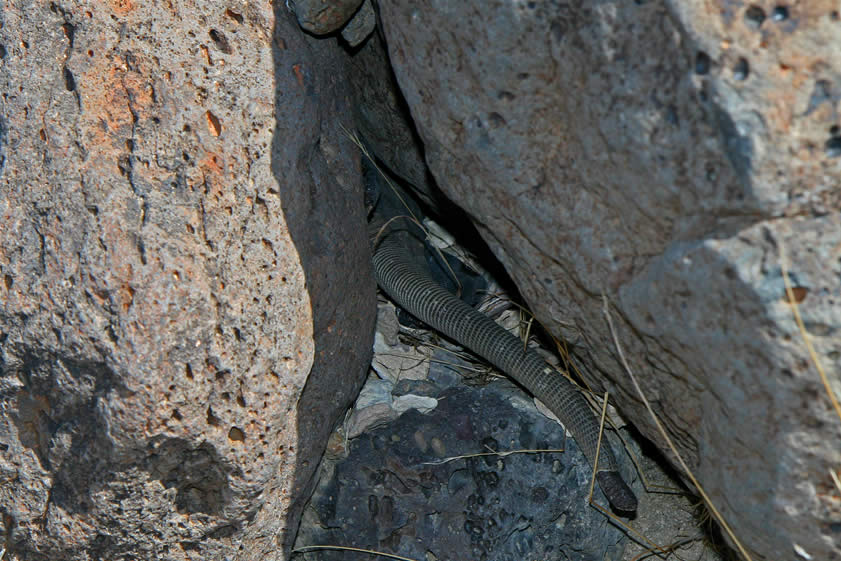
[829,468,841,496]
[387,336,497,376]
[371,214,417,247]
[423,357,489,374]
[562,357,680,497]
[601,294,754,561]
[778,242,841,425]
[587,391,610,505]
[628,536,703,561]
[585,390,679,560]
[293,544,419,561]
[586,391,679,560]
[522,313,535,353]
[397,338,478,363]
[376,350,490,375]
[589,499,677,560]
[348,128,464,295]
[587,388,681,497]
[347,128,421,226]
[421,447,566,466]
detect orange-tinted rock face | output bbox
[0,2,374,559]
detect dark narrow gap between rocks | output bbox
[285,6,718,561]
[291,21,642,561]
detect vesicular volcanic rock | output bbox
[0,2,373,560]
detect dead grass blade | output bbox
[420,447,566,466]
[829,468,841,496]
[588,392,687,561]
[346,127,464,296]
[587,391,610,504]
[628,536,704,561]
[589,497,679,560]
[293,544,419,561]
[778,241,841,425]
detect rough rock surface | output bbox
[292,0,364,36]
[0,2,373,560]
[374,1,841,559]
[345,29,439,211]
[340,0,376,48]
[291,0,375,47]
[296,379,632,561]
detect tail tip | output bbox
[596,470,638,512]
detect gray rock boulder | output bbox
[0,2,373,560]
[374,1,841,559]
[297,379,633,561]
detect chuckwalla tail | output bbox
[371,228,638,512]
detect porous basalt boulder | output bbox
[0,2,373,560]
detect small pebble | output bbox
[430,436,446,456]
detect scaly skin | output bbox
[366,158,637,512]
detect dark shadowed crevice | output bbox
[270,5,376,556]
